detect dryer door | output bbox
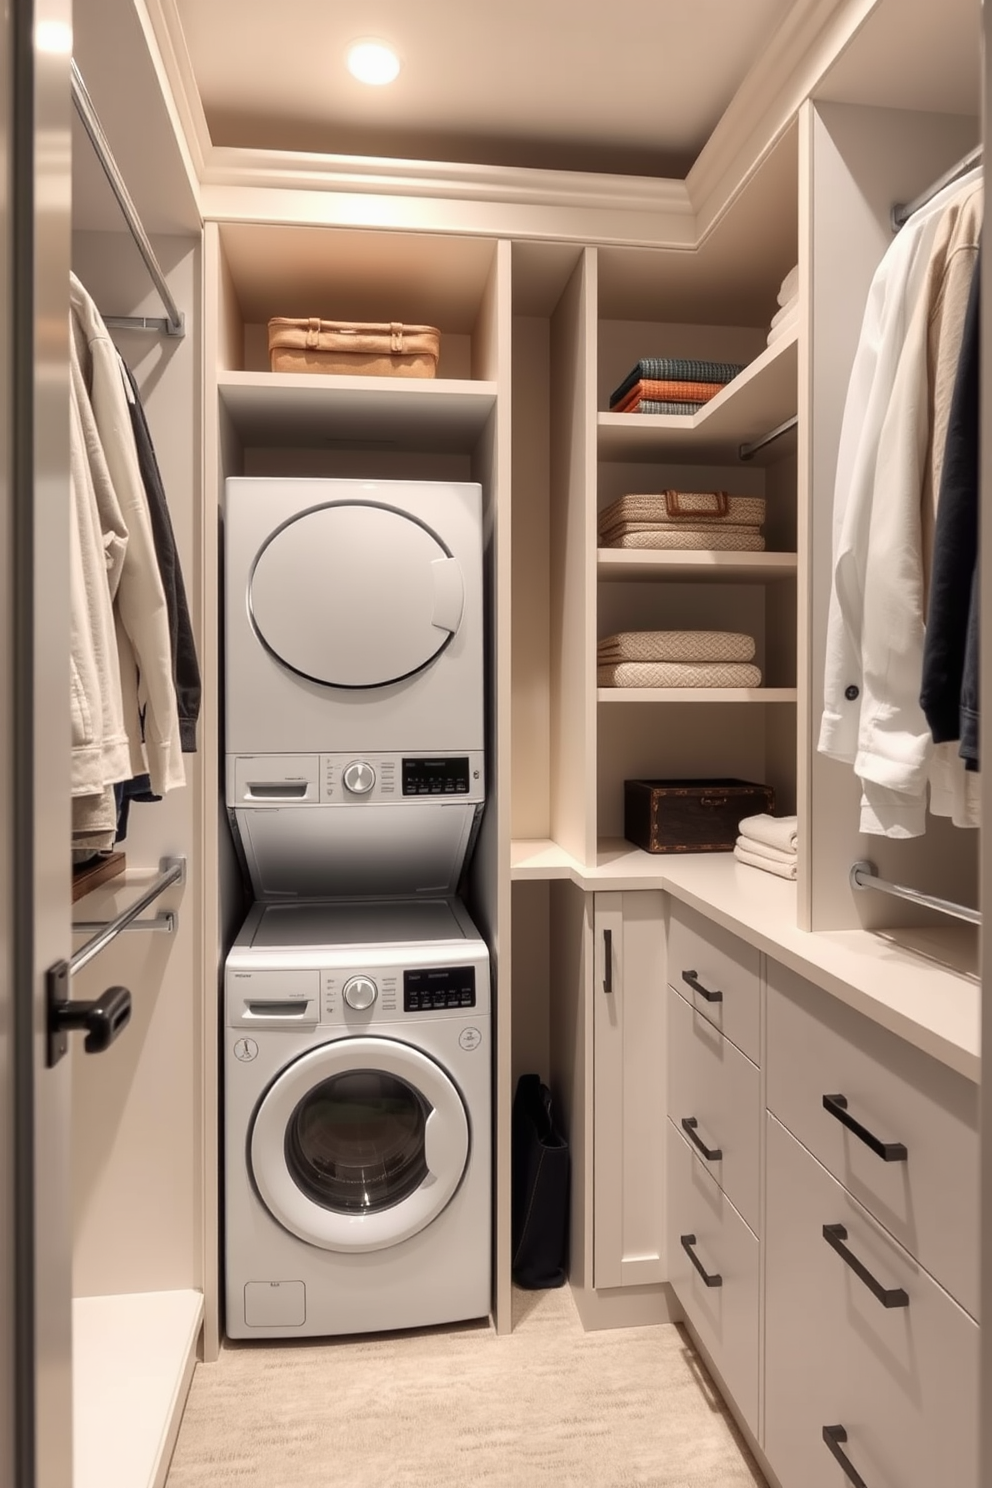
[248,501,465,688]
[250,1037,470,1252]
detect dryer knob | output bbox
[342,760,376,795]
[343,976,378,1011]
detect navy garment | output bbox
[122,362,201,752]
[114,774,160,843]
[920,250,980,767]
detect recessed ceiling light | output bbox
[347,40,401,86]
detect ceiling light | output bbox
[347,40,400,86]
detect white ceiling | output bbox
[172,0,797,176]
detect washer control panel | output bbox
[342,974,378,1010]
[402,757,471,797]
[404,966,476,1013]
[342,760,377,795]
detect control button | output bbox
[459,1028,483,1051]
[233,1037,258,1062]
[343,975,378,1011]
[844,684,859,701]
[343,760,376,795]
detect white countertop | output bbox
[511,840,980,1082]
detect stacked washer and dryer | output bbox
[223,479,491,1339]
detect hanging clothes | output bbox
[818,170,982,836]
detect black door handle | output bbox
[822,1426,869,1488]
[603,928,613,994]
[681,1116,723,1161]
[681,969,722,1003]
[823,1094,907,1161]
[680,1233,722,1287]
[47,960,132,1067]
[822,1224,909,1309]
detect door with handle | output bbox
[3,4,75,1484]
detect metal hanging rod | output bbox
[739,415,797,463]
[70,59,185,339]
[891,145,982,232]
[849,860,980,927]
[70,856,186,977]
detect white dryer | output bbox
[224,478,485,899]
[224,897,491,1339]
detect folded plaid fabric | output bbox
[611,378,726,414]
[624,400,705,416]
[610,358,746,407]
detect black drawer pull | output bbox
[681,969,722,1003]
[822,1426,869,1488]
[823,1094,908,1162]
[681,1116,723,1161]
[680,1233,722,1287]
[603,928,613,994]
[822,1224,909,1309]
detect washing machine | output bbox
[224,896,491,1339]
[224,477,485,900]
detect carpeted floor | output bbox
[165,1288,767,1487]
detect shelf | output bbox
[597,550,797,583]
[218,371,497,452]
[74,1289,202,1488]
[598,687,797,703]
[510,839,581,880]
[597,331,797,464]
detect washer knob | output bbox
[343,976,378,1011]
[342,760,376,795]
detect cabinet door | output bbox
[592,891,665,1289]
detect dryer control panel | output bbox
[228,751,484,806]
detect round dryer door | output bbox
[248,501,465,688]
[250,1037,470,1253]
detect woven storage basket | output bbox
[267,318,441,378]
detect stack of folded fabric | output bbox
[734,812,798,880]
[608,358,745,415]
[598,490,766,552]
[767,265,799,347]
[597,631,761,689]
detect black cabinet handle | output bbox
[680,1233,722,1287]
[823,1094,907,1162]
[603,928,613,994]
[822,1224,909,1309]
[47,959,132,1067]
[681,969,722,1003]
[681,1116,723,1161]
[822,1426,869,1488]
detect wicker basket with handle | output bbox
[267,318,441,378]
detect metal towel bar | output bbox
[71,856,186,976]
[849,860,980,927]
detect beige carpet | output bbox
[166,1288,767,1488]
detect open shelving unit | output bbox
[597,550,797,582]
[597,687,798,703]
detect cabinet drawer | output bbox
[766,960,979,1319]
[667,986,760,1233]
[666,901,759,1063]
[765,1114,978,1488]
[666,1118,759,1438]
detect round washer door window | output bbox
[250,1037,470,1252]
[248,501,465,688]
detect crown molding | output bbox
[139,0,213,183]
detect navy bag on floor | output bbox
[511,1074,570,1289]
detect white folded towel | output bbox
[737,813,797,853]
[769,296,798,332]
[734,843,797,881]
[767,303,799,347]
[777,265,799,307]
[734,834,795,867]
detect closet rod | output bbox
[891,145,983,231]
[849,860,980,927]
[70,59,185,339]
[70,856,186,976]
[738,415,797,462]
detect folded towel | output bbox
[598,630,756,663]
[777,265,799,307]
[766,305,799,348]
[769,296,798,332]
[600,528,767,552]
[737,812,797,852]
[598,492,766,531]
[735,834,796,866]
[598,661,762,688]
[611,378,726,414]
[623,399,705,416]
[610,359,746,407]
[734,843,797,880]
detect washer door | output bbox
[248,501,465,688]
[250,1037,470,1252]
